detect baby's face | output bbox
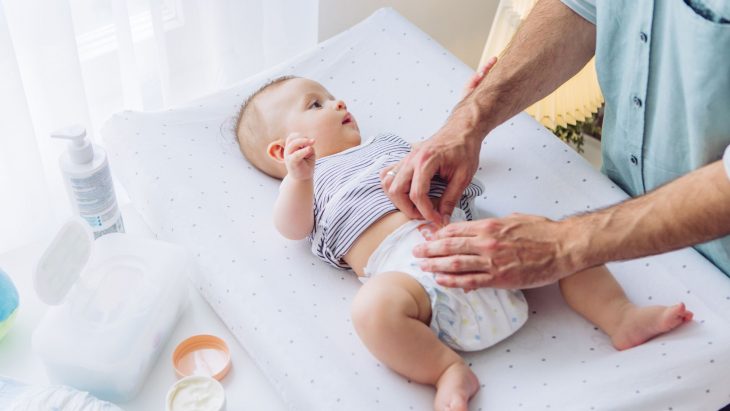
[259,78,361,158]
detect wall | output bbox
[318,0,499,69]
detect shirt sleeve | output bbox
[561,0,597,25]
[724,145,730,180]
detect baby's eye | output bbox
[309,100,323,109]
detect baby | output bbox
[235,75,693,411]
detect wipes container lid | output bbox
[34,217,93,305]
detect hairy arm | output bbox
[567,160,730,271]
[273,175,314,240]
[460,0,597,139]
[457,0,596,139]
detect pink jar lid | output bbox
[172,334,231,380]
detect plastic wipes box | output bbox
[32,218,190,403]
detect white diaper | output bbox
[362,210,529,352]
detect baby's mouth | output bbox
[342,113,353,125]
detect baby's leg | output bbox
[559,265,693,350]
[352,271,478,411]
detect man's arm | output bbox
[385,0,597,223]
[415,160,730,289]
[567,160,730,271]
[457,0,598,140]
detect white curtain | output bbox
[0,0,318,253]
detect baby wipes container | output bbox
[32,218,190,403]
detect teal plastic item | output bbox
[0,267,19,341]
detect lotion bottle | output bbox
[52,125,125,238]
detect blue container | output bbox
[0,267,19,341]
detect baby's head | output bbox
[235,76,361,179]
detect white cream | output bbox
[166,376,225,411]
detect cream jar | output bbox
[166,375,225,411]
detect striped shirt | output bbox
[310,133,484,269]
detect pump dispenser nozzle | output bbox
[52,125,93,164]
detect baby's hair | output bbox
[235,75,298,177]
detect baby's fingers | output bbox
[285,137,315,155]
[285,132,302,144]
[291,145,314,161]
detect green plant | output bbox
[552,104,603,153]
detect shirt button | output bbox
[630,155,639,165]
[639,32,648,42]
[633,96,643,108]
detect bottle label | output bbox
[68,166,125,238]
[92,218,125,239]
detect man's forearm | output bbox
[564,161,730,270]
[453,0,597,140]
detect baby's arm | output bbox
[273,133,316,240]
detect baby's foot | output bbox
[433,361,480,411]
[611,303,693,350]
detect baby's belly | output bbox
[343,199,440,276]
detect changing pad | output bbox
[102,8,730,410]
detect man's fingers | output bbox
[379,164,396,181]
[388,161,423,219]
[462,77,479,98]
[434,220,483,239]
[434,273,493,289]
[412,237,480,258]
[467,69,486,88]
[410,158,441,224]
[437,173,470,223]
[481,56,497,73]
[462,57,497,97]
[380,164,397,193]
[419,255,490,273]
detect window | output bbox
[71,0,184,61]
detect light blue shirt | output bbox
[562,0,730,276]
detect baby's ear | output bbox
[267,139,286,162]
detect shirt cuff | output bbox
[724,145,730,180]
[561,0,597,25]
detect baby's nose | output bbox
[335,100,347,111]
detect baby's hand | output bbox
[284,132,316,180]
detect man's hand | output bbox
[380,59,497,225]
[413,213,580,289]
[284,132,316,181]
[382,130,482,224]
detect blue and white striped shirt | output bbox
[310,133,484,269]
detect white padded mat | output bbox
[102,8,730,411]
